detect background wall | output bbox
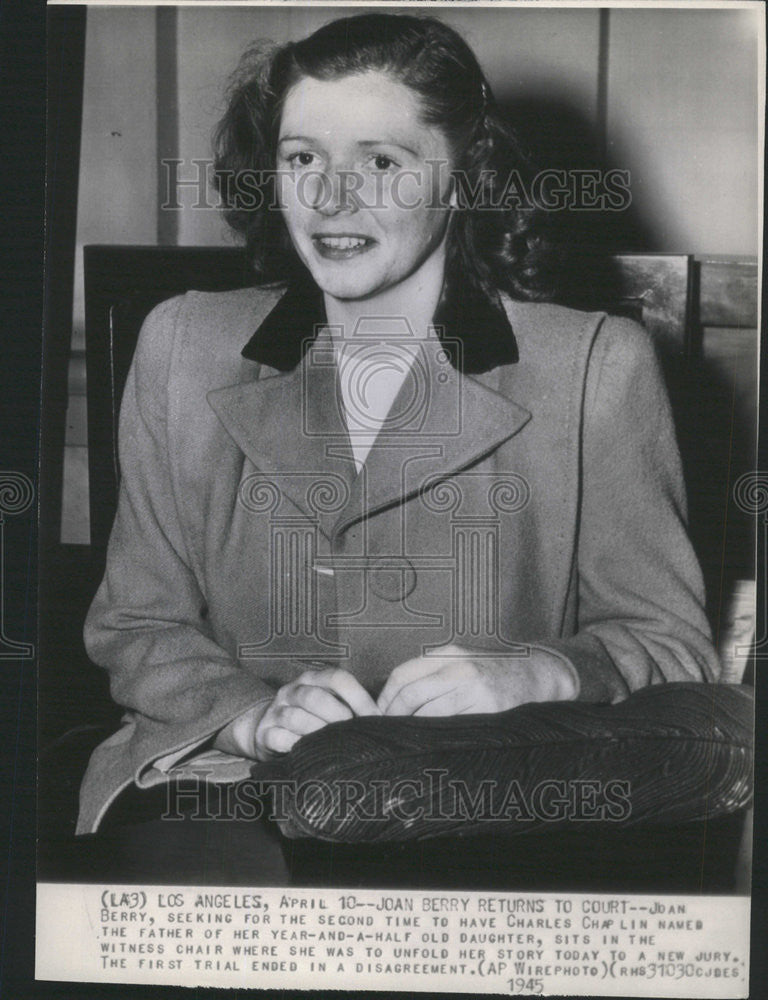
[606,8,759,258]
[62,4,762,542]
[64,6,157,542]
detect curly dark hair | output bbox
[212,12,556,303]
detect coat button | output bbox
[368,557,417,602]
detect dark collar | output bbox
[241,268,518,374]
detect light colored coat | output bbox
[77,287,719,834]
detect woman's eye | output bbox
[370,154,397,171]
[288,151,316,168]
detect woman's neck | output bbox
[323,243,447,343]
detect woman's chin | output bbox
[309,270,385,303]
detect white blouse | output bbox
[332,324,425,472]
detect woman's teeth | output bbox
[318,236,368,248]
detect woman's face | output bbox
[276,71,455,302]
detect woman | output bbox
[78,13,719,840]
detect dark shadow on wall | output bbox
[498,95,659,311]
[499,96,757,655]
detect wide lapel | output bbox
[207,334,356,539]
[332,332,531,536]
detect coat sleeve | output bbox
[83,296,275,780]
[538,316,721,702]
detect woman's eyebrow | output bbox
[357,139,419,157]
[278,135,420,157]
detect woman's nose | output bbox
[308,167,361,216]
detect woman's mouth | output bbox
[312,234,376,259]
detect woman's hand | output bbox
[377,644,579,717]
[215,667,381,761]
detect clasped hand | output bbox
[218,644,578,760]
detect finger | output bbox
[304,668,381,717]
[384,674,462,717]
[413,689,474,717]
[260,725,301,755]
[290,685,354,724]
[431,644,471,658]
[275,704,334,736]
[377,655,441,713]
[378,653,474,713]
